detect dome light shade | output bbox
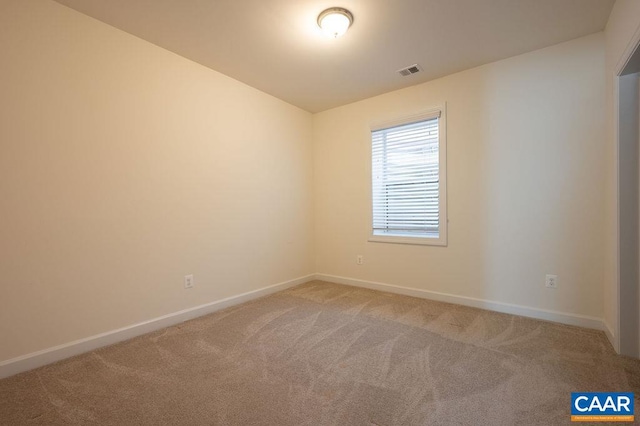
[317,8,353,38]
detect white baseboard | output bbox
[603,320,618,352]
[0,272,611,380]
[0,274,315,380]
[315,273,606,332]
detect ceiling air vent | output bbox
[397,64,422,77]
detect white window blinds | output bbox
[371,113,441,239]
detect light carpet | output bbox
[1,280,639,425]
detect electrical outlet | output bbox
[545,274,558,289]
[356,255,364,265]
[184,274,194,289]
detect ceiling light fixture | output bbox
[317,7,353,38]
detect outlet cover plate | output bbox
[184,274,194,289]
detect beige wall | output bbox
[313,33,606,319]
[603,0,640,350]
[0,0,314,362]
[0,0,618,365]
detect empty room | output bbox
[1,0,640,424]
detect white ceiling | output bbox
[53,0,615,113]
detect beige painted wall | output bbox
[603,0,640,350]
[313,33,606,319]
[0,0,314,361]
[0,0,618,365]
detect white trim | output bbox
[603,320,616,350]
[0,272,612,380]
[370,108,441,132]
[613,6,640,357]
[0,274,315,379]
[614,74,622,355]
[615,19,640,76]
[367,103,448,247]
[368,234,446,247]
[315,273,605,331]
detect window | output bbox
[370,108,447,246]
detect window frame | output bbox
[367,105,447,246]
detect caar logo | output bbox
[571,392,634,422]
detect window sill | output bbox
[368,234,447,246]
